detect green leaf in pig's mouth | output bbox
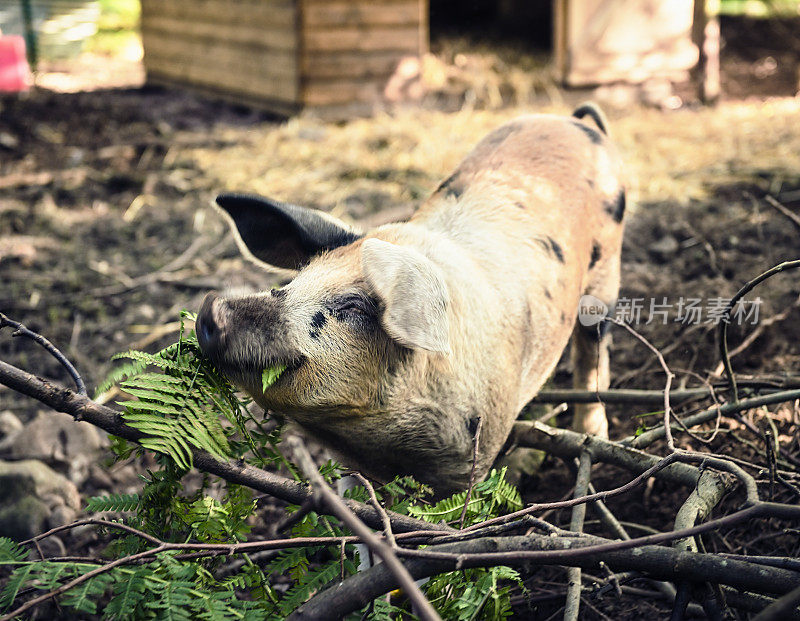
[262,364,287,391]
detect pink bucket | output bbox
[0,35,32,92]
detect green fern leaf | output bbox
[278,561,340,616]
[105,567,149,619]
[60,571,115,614]
[86,492,140,513]
[95,359,148,397]
[0,537,27,563]
[262,365,286,391]
[122,400,184,417]
[139,436,192,470]
[0,565,34,609]
[119,386,190,407]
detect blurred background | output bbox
[1,4,800,616]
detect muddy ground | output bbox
[1,16,800,620]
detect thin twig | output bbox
[458,415,483,529]
[607,317,676,451]
[626,388,800,449]
[284,435,441,621]
[752,583,800,621]
[763,194,800,231]
[0,313,86,396]
[564,451,592,621]
[718,260,800,403]
[711,294,800,377]
[352,472,396,548]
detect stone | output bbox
[0,459,81,540]
[0,410,23,439]
[648,234,680,262]
[0,411,108,484]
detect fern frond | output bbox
[143,578,195,621]
[0,565,33,609]
[0,537,27,563]
[95,358,148,397]
[278,561,340,617]
[105,567,149,619]
[408,492,479,523]
[60,571,115,614]
[86,492,141,513]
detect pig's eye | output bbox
[330,294,377,322]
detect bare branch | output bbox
[458,415,483,529]
[352,472,396,548]
[298,526,800,619]
[564,451,592,621]
[0,313,86,396]
[607,317,676,451]
[752,583,800,621]
[625,388,800,449]
[284,435,440,621]
[718,260,800,402]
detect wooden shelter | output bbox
[139,0,428,116]
[139,0,717,115]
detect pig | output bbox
[196,104,625,497]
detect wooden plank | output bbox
[303,25,421,53]
[142,35,297,81]
[140,0,296,28]
[141,14,298,51]
[303,2,420,28]
[145,54,298,102]
[557,0,696,86]
[302,78,384,106]
[146,72,300,116]
[691,0,719,103]
[301,51,404,79]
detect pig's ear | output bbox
[215,193,362,270]
[361,238,451,354]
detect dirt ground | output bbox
[1,15,800,620]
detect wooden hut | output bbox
[140,0,717,115]
[139,0,428,116]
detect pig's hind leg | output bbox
[569,250,620,439]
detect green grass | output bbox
[87,0,141,57]
[719,0,800,16]
[97,0,140,31]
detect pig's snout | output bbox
[196,292,227,356]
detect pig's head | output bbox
[196,193,451,421]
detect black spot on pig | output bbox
[605,189,626,223]
[572,121,604,145]
[589,242,601,269]
[436,172,466,199]
[547,237,565,263]
[534,237,565,263]
[309,311,327,339]
[482,122,520,147]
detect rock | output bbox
[0,410,23,439]
[49,505,77,529]
[0,131,19,150]
[648,234,680,262]
[87,463,114,491]
[0,411,108,485]
[0,496,50,541]
[34,536,66,559]
[0,459,81,540]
